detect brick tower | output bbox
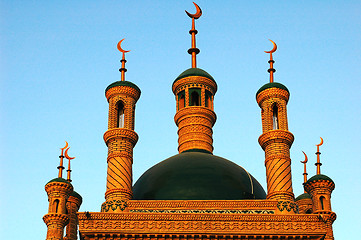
[64,191,82,240]
[43,144,74,240]
[256,40,295,203]
[101,39,141,212]
[172,3,217,154]
[304,138,336,240]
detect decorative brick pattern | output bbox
[102,84,140,211]
[64,195,82,240]
[257,87,294,203]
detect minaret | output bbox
[304,138,336,240]
[64,191,82,240]
[256,40,295,204]
[101,39,140,212]
[43,142,73,240]
[295,151,313,214]
[63,149,82,240]
[173,2,217,154]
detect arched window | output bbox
[190,91,200,106]
[272,104,279,130]
[320,196,325,210]
[54,199,60,213]
[117,102,125,128]
[178,92,185,110]
[306,209,312,214]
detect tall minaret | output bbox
[43,143,73,240]
[304,138,336,240]
[101,39,140,212]
[173,2,217,154]
[256,40,295,204]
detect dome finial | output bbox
[186,2,202,68]
[65,147,75,182]
[57,141,68,178]
[117,39,130,81]
[315,137,324,174]
[301,151,308,193]
[264,39,277,83]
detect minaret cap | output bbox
[117,39,130,82]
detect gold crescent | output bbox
[264,39,277,54]
[117,39,130,53]
[64,148,75,160]
[185,2,202,19]
[316,137,324,147]
[60,141,69,151]
[301,151,308,164]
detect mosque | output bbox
[42,3,336,240]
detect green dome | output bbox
[295,193,311,201]
[70,191,83,202]
[47,177,72,186]
[306,174,334,184]
[173,68,215,84]
[105,81,141,93]
[256,82,289,97]
[133,150,266,200]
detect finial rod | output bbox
[264,39,277,83]
[301,151,308,193]
[315,137,323,175]
[58,141,68,178]
[65,147,75,182]
[186,2,202,68]
[117,39,130,81]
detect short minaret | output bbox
[173,2,217,154]
[256,40,295,203]
[295,151,313,214]
[101,39,141,212]
[304,138,336,240]
[64,191,82,240]
[43,143,73,240]
[63,149,82,240]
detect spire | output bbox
[264,39,277,83]
[58,141,68,178]
[301,151,308,193]
[186,2,202,68]
[315,137,324,174]
[65,147,75,182]
[117,39,130,81]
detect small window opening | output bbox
[306,209,312,214]
[205,91,212,108]
[190,91,200,106]
[54,199,60,213]
[272,105,279,130]
[117,102,125,128]
[178,92,185,110]
[320,196,325,210]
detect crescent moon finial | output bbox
[60,141,69,151]
[117,39,130,53]
[316,137,324,147]
[185,2,202,19]
[301,151,308,164]
[264,39,277,54]
[64,147,75,160]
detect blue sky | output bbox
[1,1,360,239]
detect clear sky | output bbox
[1,1,360,239]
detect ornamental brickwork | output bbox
[64,195,82,240]
[43,181,73,240]
[173,76,217,153]
[257,87,295,202]
[102,83,140,211]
